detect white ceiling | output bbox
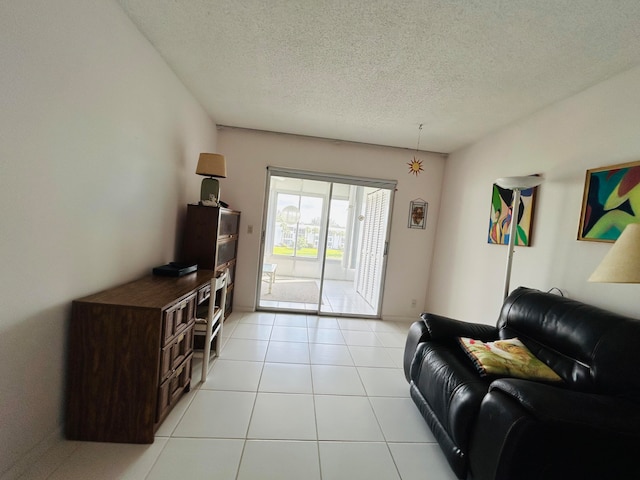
[117,0,640,153]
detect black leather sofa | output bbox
[403,286,640,480]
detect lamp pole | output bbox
[495,176,543,300]
[503,187,522,300]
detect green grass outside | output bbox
[272,246,343,259]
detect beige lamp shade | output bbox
[589,223,640,283]
[196,153,227,178]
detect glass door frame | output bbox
[256,167,396,318]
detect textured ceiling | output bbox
[117,0,640,153]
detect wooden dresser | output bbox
[181,204,240,318]
[65,270,215,443]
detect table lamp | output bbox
[589,223,640,283]
[196,153,227,204]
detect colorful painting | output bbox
[488,184,536,246]
[578,160,640,242]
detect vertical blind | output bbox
[356,188,390,308]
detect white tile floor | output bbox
[24,312,457,480]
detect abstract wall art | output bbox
[578,160,640,242]
[488,183,537,246]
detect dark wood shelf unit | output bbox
[181,205,240,318]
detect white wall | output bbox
[0,0,216,476]
[217,128,446,320]
[427,66,640,324]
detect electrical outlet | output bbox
[247,225,253,234]
[411,299,417,308]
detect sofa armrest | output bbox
[489,378,640,434]
[403,321,431,381]
[420,313,498,342]
[403,314,498,382]
[470,384,640,480]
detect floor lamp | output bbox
[495,175,544,300]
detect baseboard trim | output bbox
[1,427,65,480]
[381,315,417,323]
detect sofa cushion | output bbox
[459,337,562,382]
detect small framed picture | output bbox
[409,200,427,229]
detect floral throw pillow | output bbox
[459,337,562,382]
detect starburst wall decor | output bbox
[408,157,424,176]
[408,124,424,176]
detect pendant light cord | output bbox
[416,124,423,152]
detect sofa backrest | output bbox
[497,287,640,398]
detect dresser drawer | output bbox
[162,294,197,344]
[157,354,192,423]
[197,283,211,304]
[159,323,194,382]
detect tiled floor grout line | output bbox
[233,359,263,480]
[308,343,324,480]
[362,377,405,480]
[235,315,284,479]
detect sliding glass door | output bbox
[257,168,395,317]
